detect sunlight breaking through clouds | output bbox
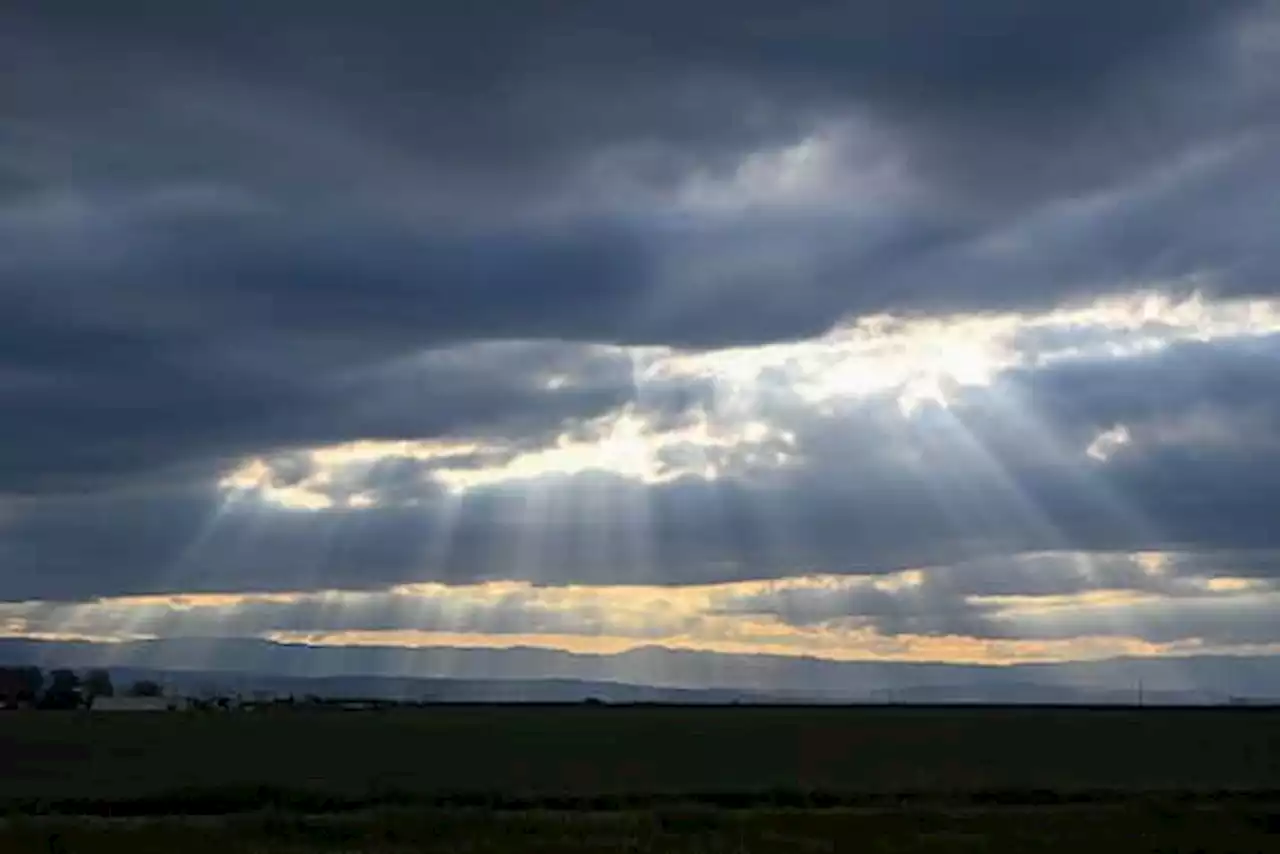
[651,287,1280,413]
[8,0,1280,691]
[431,405,793,491]
[218,289,1280,509]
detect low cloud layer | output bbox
[4,553,1277,665]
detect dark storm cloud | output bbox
[2,0,1273,354]
[6,1,1254,195]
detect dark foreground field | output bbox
[1,705,1277,851]
[2,803,1279,853]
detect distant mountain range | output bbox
[2,637,1278,705]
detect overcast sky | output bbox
[4,1,1280,677]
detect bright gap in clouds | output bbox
[194,288,1280,668]
[219,289,1280,509]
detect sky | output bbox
[4,1,1280,679]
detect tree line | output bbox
[0,666,162,709]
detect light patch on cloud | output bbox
[111,592,308,610]
[672,121,913,216]
[1086,424,1133,461]
[433,405,796,492]
[1201,576,1268,592]
[0,619,156,645]
[219,458,333,511]
[873,569,927,593]
[973,589,1160,614]
[563,116,917,220]
[220,438,488,509]
[1136,552,1170,576]
[220,405,798,508]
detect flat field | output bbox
[1,705,1278,804]
[2,803,1279,854]
[0,706,1277,852]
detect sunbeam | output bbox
[133,288,1280,678]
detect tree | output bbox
[50,668,79,690]
[83,669,114,704]
[128,679,163,698]
[40,669,82,710]
[0,666,43,706]
[16,666,43,700]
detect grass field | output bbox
[1,705,1277,851]
[2,803,1279,853]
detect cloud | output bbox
[714,554,1280,647]
[4,1,1280,672]
[3,555,1276,663]
[3,2,1275,369]
[6,291,1280,603]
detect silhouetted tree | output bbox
[40,669,82,709]
[0,666,43,706]
[18,666,42,699]
[128,679,163,698]
[83,668,114,705]
[50,669,78,690]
